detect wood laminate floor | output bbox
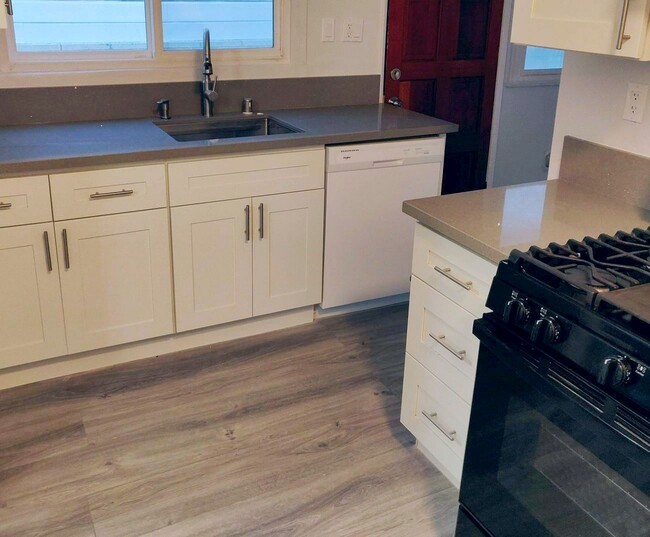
[0,305,458,537]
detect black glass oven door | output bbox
[460,319,650,537]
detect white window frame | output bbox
[0,0,287,74]
[506,44,563,87]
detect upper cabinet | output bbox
[512,0,650,60]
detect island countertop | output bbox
[0,104,457,178]
[403,179,650,264]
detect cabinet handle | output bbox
[421,411,456,441]
[429,333,466,361]
[62,229,70,269]
[0,202,12,210]
[245,204,251,242]
[43,231,53,272]
[4,0,13,16]
[89,189,134,200]
[434,266,473,290]
[617,0,632,50]
[258,203,265,239]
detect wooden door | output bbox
[512,0,650,59]
[0,223,67,368]
[56,209,174,354]
[385,0,504,194]
[252,190,324,317]
[171,199,253,333]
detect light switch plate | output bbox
[342,19,364,42]
[321,18,335,42]
[623,82,648,123]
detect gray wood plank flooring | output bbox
[0,305,458,537]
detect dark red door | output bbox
[385,0,504,194]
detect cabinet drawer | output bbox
[412,223,497,317]
[50,165,167,220]
[407,276,477,403]
[0,176,52,228]
[168,148,325,206]
[401,353,470,484]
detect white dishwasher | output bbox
[322,136,446,309]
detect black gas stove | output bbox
[456,226,650,537]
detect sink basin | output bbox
[155,115,302,142]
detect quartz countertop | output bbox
[403,180,650,264]
[0,104,457,178]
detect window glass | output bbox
[11,0,148,52]
[524,46,564,71]
[162,0,274,51]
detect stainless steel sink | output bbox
[155,115,302,142]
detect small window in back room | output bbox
[524,46,565,71]
[161,0,275,51]
[11,0,148,52]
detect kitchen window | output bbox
[507,45,565,87]
[0,0,282,71]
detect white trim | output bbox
[0,0,288,81]
[505,44,562,87]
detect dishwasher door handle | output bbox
[372,159,404,168]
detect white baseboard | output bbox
[0,307,314,391]
[315,294,409,318]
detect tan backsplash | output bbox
[559,136,650,211]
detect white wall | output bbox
[0,0,389,88]
[549,51,650,179]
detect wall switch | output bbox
[623,82,648,123]
[342,19,364,42]
[321,18,335,42]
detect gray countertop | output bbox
[0,105,457,178]
[403,180,650,264]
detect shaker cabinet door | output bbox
[252,190,324,316]
[171,199,253,332]
[56,209,174,354]
[0,223,67,369]
[512,0,650,59]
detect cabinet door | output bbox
[171,199,253,332]
[252,190,324,316]
[512,0,650,59]
[56,209,174,354]
[0,223,67,368]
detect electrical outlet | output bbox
[623,83,649,123]
[342,19,363,42]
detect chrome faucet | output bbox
[201,29,218,117]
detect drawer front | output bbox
[407,275,477,403]
[0,176,52,228]
[50,165,167,220]
[401,353,470,483]
[412,223,497,317]
[168,148,325,206]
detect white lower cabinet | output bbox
[56,209,174,354]
[0,223,67,368]
[253,190,324,317]
[172,199,253,333]
[401,223,497,487]
[171,190,324,332]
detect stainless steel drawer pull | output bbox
[434,266,473,290]
[89,189,134,200]
[0,202,12,210]
[258,203,265,239]
[429,333,466,361]
[43,231,53,272]
[62,229,70,269]
[421,411,456,441]
[617,0,632,50]
[244,204,251,242]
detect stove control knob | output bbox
[597,356,632,388]
[503,298,530,326]
[530,317,561,345]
